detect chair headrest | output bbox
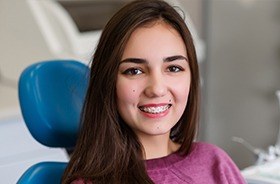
[18,60,89,148]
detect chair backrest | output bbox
[17,60,89,183]
[17,162,68,184]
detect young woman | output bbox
[62,0,246,183]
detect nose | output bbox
[144,72,167,98]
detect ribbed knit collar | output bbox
[145,151,185,171]
[145,143,197,171]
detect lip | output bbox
[138,103,170,108]
[138,103,171,119]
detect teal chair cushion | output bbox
[18,60,89,148]
[17,60,89,183]
[17,162,67,184]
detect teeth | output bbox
[139,105,171,114]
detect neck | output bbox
[138,133,180,160]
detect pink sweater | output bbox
[146,142,246,184]
[72,142,246,184]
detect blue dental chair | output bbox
[17,60,90,184]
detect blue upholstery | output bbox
[17,60,89,183]
[17,162,67,184]
[18,60,89,147]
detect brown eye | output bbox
[122,68,143,75]
[167,65,183,73]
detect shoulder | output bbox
[70,179,84,184]
[186,142,247,184]
[190,141,228,159]
[192,141,223,152]
[70,179,91,184]
[190,141,239,167]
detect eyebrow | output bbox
[163,55,188,62]
[120,55,188,65]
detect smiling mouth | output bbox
[138,104,172,114]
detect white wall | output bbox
[0,1,53,118]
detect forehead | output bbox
[122,21,187,60]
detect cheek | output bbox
[172,77,191,103]
[116,79,141,106]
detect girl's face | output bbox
[116,22,191,141]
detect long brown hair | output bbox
[62,0,199,183]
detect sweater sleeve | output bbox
[213,145,247,184]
